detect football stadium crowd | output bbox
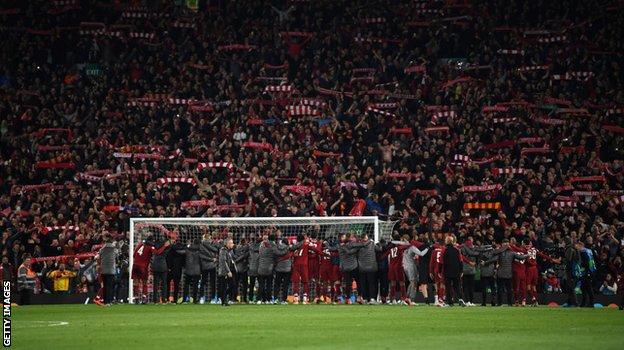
[0,0,623,308]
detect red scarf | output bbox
[551,201,577,208]
[156,177,197,187]
[568,175,606,183]
[283,185,315,195]
[492,168,525,176]
[461,184,502,192]
[31,252,96,263]
[181,200,216,208]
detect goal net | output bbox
[129,216,396,304]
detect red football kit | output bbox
[319,247,340,282]
[387,244,410,281]
[132,243,154,280]
[510,244,527,303]
[525,246,556,301]
[429,244,446,301]
[291,240,322,296]
[307,238,321,298]
[307,238,321,280]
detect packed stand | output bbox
[0,0,623,306]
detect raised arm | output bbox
[490,245,509,255]
[537,249,561,264]
[349,241,366,249]
[289,241,303,251]
[346,241,364,254]
[325,244,339,252]
[201,241,219,254]
[153,241,171,255]
[461,245,481,257]
[408,246,429,257]
[460,252,474,265]
[344,242,364,254]
[483,254,498,266]
[235,248,250,262]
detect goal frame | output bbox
[128,216,380,304]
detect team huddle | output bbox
[130,228,564,307]
[428,236,562,307]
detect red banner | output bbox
[349,199,366,216]
[31,252,97,263]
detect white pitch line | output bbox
[16,321,69,328]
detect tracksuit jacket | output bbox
[234,244,250,273]
[177,243,201,277]
[258,241,288,276]
[151,242,171,273]
[218,247,237,277]
[338,241,360,273]
[352,240,380,273]
[489,248,529,279]
[199,240,219,271]
[248,242,261,277]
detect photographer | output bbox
[599,274,618,296]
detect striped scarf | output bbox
[463,202,501,210]
[156,177,197,187]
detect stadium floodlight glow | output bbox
[128,216,398,303]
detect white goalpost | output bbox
[128,216,398,303]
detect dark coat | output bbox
[338,241,360,272]
[234,244,250,273]
[199,240,219,271]
[442,244,462,278]
[99,243,118,275]
[218,247,237,277]
[248,242,261,276]
[490,247,529,279]
[151,242,171,273]
[479,249,496,278]
[274,244,292,273]
[167,242,186,278]
[177,243,201,277]
[257,241,287,276]
[461,244,481,275]
[352,240,379,273]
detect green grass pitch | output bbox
[11,304,624,349]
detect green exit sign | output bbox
[85,64,102,76]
